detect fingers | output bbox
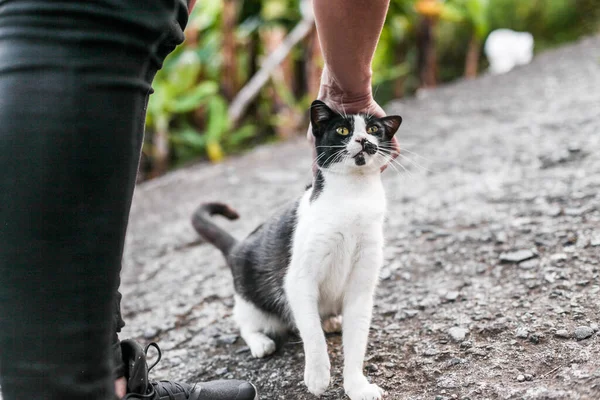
[115,377,127,398]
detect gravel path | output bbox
[121,36,600,400]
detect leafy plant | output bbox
[141,0,597,180]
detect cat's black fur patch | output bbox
[227,200,298,321]
[310,101,356,168]
[309,169,325,203]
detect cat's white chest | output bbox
[292,172,386,317]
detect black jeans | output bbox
[0,1,187,399]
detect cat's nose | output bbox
[356,138,377,154]
[356,138,369,148]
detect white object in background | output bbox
[484,29,534,75]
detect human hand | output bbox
[307,67,400,174]
[115,376,126,398]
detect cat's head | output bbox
[310,100,402,173]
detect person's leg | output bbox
[0,1,181,399]
[111,5,189,389]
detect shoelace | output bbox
[145,343,163,373]
[145,343,194,400]
[151,380,193,399]
[123,343,194,400]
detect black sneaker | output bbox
[120,339,258,400]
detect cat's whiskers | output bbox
[310,152,330,173]
[319,149,346,169]
[388,158,414,178]
[398,153,431,173]
[377,150,413,179]
[376,151,401,175]
[383,159,402,176]
[377,144,430,174]
[332,151,347,167]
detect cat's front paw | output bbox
[246,334,276,358]
[304,356,331,396]
[345,376,385,400]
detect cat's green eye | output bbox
[336,127,349,136]
[367,126,379,134]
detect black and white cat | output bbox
[192,100,402,400]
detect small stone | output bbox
[524,374,533,381]
[379,268,392,280]
[476,264,488,274]
[215,367,228,376]
[445,291,459,302]
[555,329,571,338]
[529,333,542,344]
[590,323,598,332]
[423,347,439,357]
[447,358,465,366]
[365,363,378,372]
[500,250,536,263]
[550,253,568,263]
[517,374,525,382]
[574,326,594,340]
[216,334,238,345]
[518,259,539,270]
[515,327,529,339]
[565,206,593,216]
[467,348,488,357]
[405,309,419,318]
[436,376,459,389]
[545,205,562,217]
[495,231,508,243]
[143,327,160,339]
[235,346,250,354]
[448,327,469,342]
[591,234,600,247]
[394,311,407,320]
[460,340,473,348]
[385,323,401,331]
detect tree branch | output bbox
[228,13,315,128]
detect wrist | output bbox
[317,65,374,111]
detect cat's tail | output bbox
[191,202,239,256]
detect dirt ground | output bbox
[120,36,600,400]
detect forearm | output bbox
[313,0,390,99]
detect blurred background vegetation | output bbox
[140,0,599,180]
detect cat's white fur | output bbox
[234,115,387,400]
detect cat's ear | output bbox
[310,100,335,134]
[380,115,403,139]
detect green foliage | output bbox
[145,2,260,166]
[143,0,598,178]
